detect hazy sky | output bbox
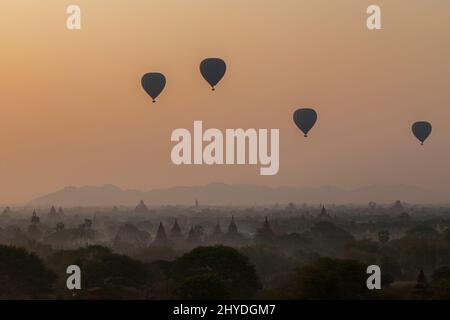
[1,0,450,204]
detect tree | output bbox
[133,246,177,264]
[379,256,402,282]
[240,245,295,282]
[405,225,438,239]
[378,230,390,244]
[168,246,261,299]
[83,253,149,289]
[433,279,450,300]
[56,222,65,231]
[48,245,150,298]
[431,266,450,282]
[310,222,354,243]
[174,273,229,300]
[0,245,56,299]
[443,229,450,242]
[294,257,376,299]
[391,236,438,273]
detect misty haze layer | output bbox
[27,183,448,207]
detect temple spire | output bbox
[153,222,167,244]
[228,216,238,234]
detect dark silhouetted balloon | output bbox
[200,58,226,91]
[141,73,166,103]
[412,121,432,145]
[293,108,318,137]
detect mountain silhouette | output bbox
[26,183,446,207]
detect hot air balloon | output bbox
[200,58,226,91]
[412,121,432,145]
[141,73,166,103]
[293,108,318,137]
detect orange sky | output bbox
[1,0,450,204]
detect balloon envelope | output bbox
[293,108,318,137]
[200,58,226,90]
[412,121,432,145]
[141,73,166,102]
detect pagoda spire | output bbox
[213,219,222,235]
[227,216,238,234]
[171,219,182,237]
[153,222,167,244]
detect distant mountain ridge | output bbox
[26,183,448,207]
